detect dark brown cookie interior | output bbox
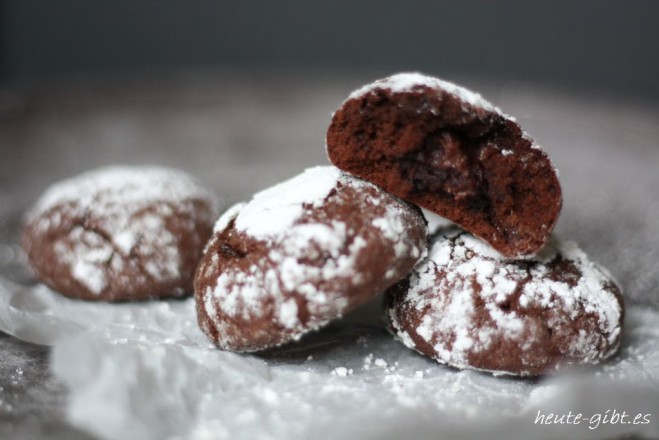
[327,79,562,257]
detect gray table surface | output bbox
[1,72,658,439]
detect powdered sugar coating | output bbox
[347,72,500,114]
[31,166,216,217]
[387,228,623,376]
[24,165,218,300]
[196,166,428,351]
[233,166,342,239]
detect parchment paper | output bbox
[1,277,658,440]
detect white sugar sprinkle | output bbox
[374,358,388,368]
[347,72,500,114]
[233,166,342,239]
[331,367,352,377]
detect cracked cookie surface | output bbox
[326,72,562,258]
[195,166,427,352]
[22,165,218,301]
[385,227,624,376]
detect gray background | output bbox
[2,0,659,103]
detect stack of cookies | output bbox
[195,73,623,376]
[23,73,624,377]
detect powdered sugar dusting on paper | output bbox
[347,72,500,113]
[200,166,427,350]
[390,229,623,375]
[27,166,218,295]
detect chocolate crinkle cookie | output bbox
[22,165,219,301]
[326,72,562,258]
[195,166,427,352]
[385,227,624,376]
